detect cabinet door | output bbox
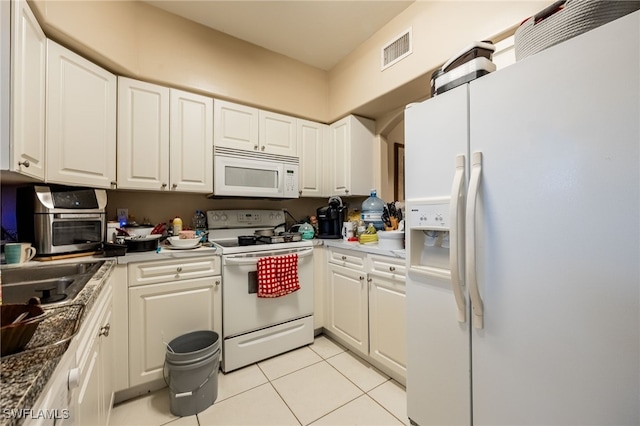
[128,277,216,387]
[46,40,116,188]
[77,340,101,426]
[368,274,406,379]
[100,303,114,424]
[76,279,113,426]
[326,263,368,356]
[313,246,326,330]
[298,119,326,197]
[213,99,259,151]
[329,117,351,196]
[117,77,170,190]
[9,0,46,179]
[259,110,297,156]
[170,89,213,192]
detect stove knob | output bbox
[220,214,228,221]
[212,214,220,221]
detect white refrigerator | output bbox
[405,11,639,426]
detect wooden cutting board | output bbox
[34,251,101,262]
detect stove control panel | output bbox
[207,210,285,229]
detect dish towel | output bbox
[257,254,300,298]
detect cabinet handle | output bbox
[254,145,259,150]
[359,276,365,281]
[161,183,167,189]
[172,183,178,189]
[176,266,183,273]
[110,181,117,189]
[389,266,396,272]
[299,190,303,196]
[344,189,350,195]
[367,277,372,283]
[341,255,347,261]
[261,146,265,151]
[99,323,110,337]
[18,160,30,167]
[215,280,221,286]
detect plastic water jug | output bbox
[361,189,385,231]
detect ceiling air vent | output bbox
[381,27,412,71]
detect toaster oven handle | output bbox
[54,213,103,219]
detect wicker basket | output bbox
[1,302,45,356]
[515,0,640,61]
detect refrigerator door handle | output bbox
[466,151,484,329]
[449,154,466,323]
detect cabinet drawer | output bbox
[128,256,220,287]
[327,247,366,270]
[369,254,406,280]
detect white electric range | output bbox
[207,210,314,372]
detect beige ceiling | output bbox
[143,0,415,70]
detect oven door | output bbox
[222,247,313,337]
[35,213,105,255]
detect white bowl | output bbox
[123,225,154,237]
[377,230,405,250]
[168,236,200,248]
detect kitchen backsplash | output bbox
[1,184,366,238]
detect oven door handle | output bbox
[224,248,314,265]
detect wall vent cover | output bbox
[381,27,412,71]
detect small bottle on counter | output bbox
[173,217,183,235]
[192,210,207,236]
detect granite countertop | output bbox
[314,239,406,259]
[112,243,219,264]
[0,260,116,426]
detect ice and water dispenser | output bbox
[408,199,451,272]
[407,197,466,322]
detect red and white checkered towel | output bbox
[257,254,300,298]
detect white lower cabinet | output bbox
[312,246,326,330]
[326,261,369,355]
[75,274,114,426]
[325,247,406,383]
[127,256,221,388]
[368,269,406,380]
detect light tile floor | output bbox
[110,335,408,426]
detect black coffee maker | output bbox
[316,197,346,239]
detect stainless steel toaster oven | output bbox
[17,185,107,256]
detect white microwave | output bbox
[213,147,299,198]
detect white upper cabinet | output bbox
[259,110,297,156]
[297,118,328,197]
[46,40,116,188]
[213,99,259,151]
[5,0,46,179]
[329,115,375,197]
[169,88,213,193]
[117,77,170,191]
[117,79,213,193]
[214,99,297,157]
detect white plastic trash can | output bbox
[165,330,220,416]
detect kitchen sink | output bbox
[1,261,105,305]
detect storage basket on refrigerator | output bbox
[514,0,640,61]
